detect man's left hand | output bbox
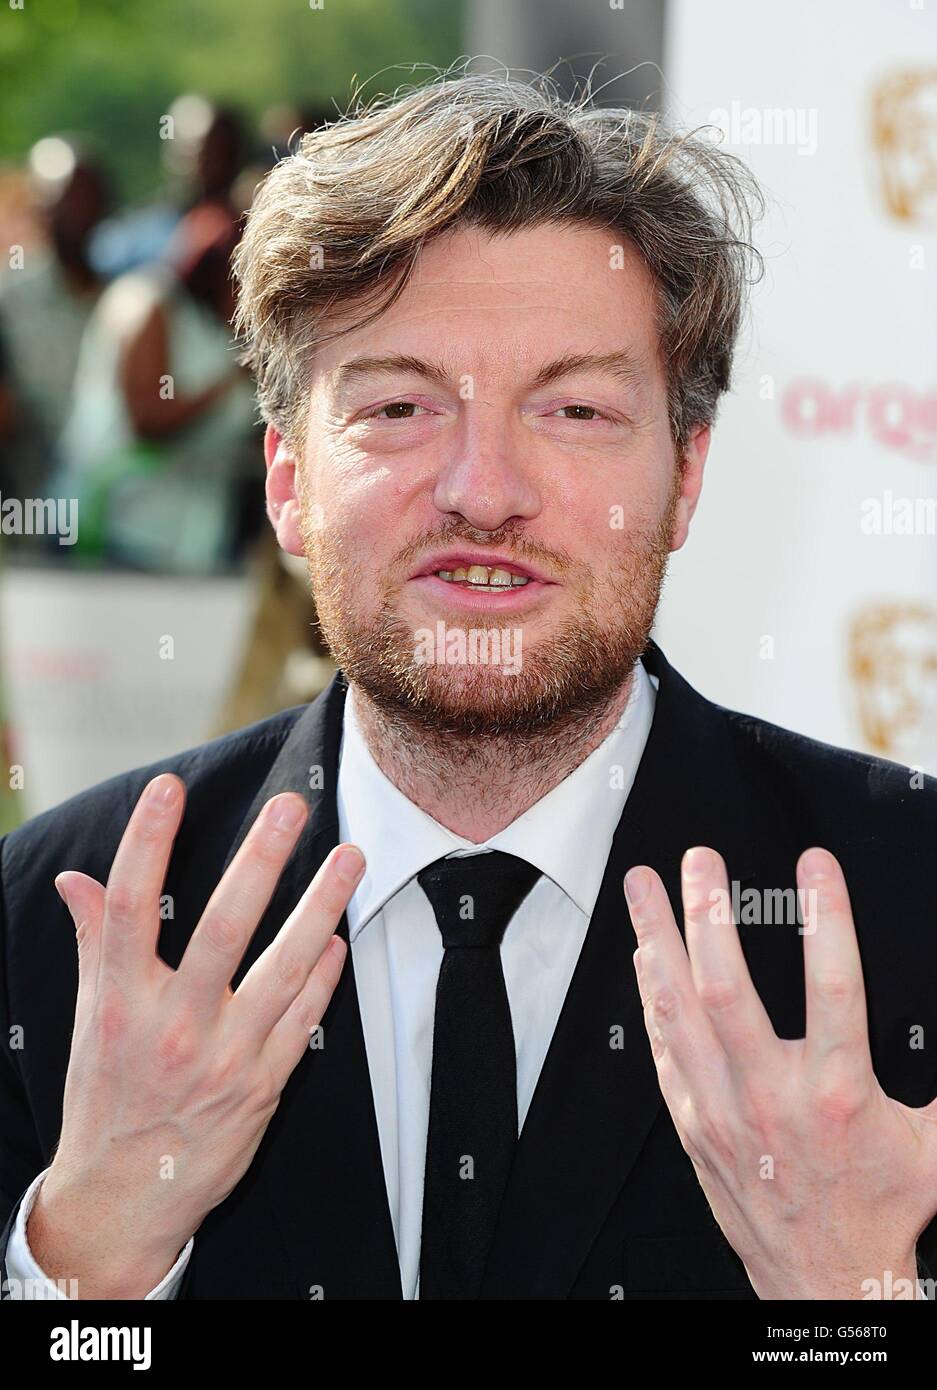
[624,846,937,1300]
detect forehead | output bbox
[310,222,663,382]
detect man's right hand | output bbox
[26,772,364,1299]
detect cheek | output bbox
[555,474,663,550]
[335,451,443,556]
[549,422,673,519]
[307,440,397,536]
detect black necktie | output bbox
[417,849,543,1299]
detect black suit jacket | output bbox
[2,641,936,1300]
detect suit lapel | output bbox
[481,641,769,1298]
[220,672,402,1299]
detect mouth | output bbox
[406,555,556,613]
[409,553,553,592]
[434,564,533,592]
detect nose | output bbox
[432,413,541,530]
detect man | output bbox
[2,72,936,1302]
[0,137,109,507]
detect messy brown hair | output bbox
[232,64,764,454]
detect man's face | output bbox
[265,222,709,736]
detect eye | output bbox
[362,400,429,420]
[550,404,609,422]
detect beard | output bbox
[299,486,678,741]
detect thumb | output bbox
[54,872,106,996]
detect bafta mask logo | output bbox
[869,69,937,225]
[848,601,937,768]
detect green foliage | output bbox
[0,0,462,203]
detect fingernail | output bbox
[149,775,178,806]
[329,935,347,960]
[53,874,68,905]
[624,867,650,908]
[270,795,306,831]
[801,847,831,880]
[335,845,365,882]
[683,847,714,880]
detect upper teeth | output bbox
[436,565,529,587]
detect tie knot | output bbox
[417,850,542,949]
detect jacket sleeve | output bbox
[917,1221,937,1299]
[0,833,48,1294]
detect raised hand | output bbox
[624,846,937,1300]
[28,772,364,1299]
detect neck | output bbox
[350,671,637,843]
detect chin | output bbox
[324,591,651,738]
[374,654,622,740]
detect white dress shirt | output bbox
[6,661,656,1299]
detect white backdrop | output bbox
[657,0,937,771]
[1,569,255,816]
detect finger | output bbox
[681,847,776,1064]
[800,848,873,1076]
[55,871,106,1009]
[262,935,348,1089]
[233,843,364,1042]
[175,793,309,1014]
[100,774,185,984]
[625,865,725,1091]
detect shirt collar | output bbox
[337,661,656,942]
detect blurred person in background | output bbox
[0,165,40,261]
[0,137,109,511]
[90,97,247,280]
[55,201,259,573]
[0,331,23,835]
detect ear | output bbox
[264,424,305,556]
[669,423,710,552]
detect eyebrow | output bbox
[328,348,648,395]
